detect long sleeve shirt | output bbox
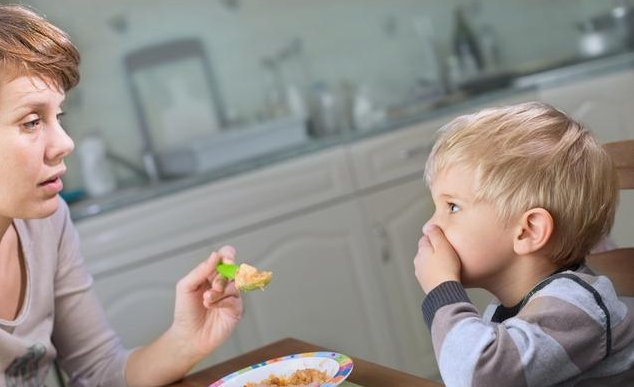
[1,200,130,386]
[422,267,634,386]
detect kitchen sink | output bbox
[154,115,308,178]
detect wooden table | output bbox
[170,337,443,387]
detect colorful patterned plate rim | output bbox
[209,351,354,387]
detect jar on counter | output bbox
[77,133,117,198]
[306,81,355,137]
[307,82,337,137]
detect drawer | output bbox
[537,68,634,144]
[347,116,447,190]
[76,147,354,276]
[347,90,538,190]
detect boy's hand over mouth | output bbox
[414,224,462,294]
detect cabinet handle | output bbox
[400,144,433,160]
[373,224,391,263]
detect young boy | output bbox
[414,102,634,386]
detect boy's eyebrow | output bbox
[438,192,472,204]
[439,192,461,199]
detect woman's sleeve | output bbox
[422,280,610,387]
[51,202,131,387]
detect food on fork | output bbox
[217,262,273,291]
[235,263,273,291]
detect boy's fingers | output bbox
[426,225,450,251]
[418,234,433,253]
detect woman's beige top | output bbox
[1,200,130,386]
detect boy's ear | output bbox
[513,208,554,255]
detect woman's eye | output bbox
[22,118,42,131]
[57,111,65,124]
[449,202,460,213]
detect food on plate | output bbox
[234,263,273,291]
[243,368,329,386]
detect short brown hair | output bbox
[425,102,618,267]
[0,4,79,91]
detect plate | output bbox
[209,351,353,387]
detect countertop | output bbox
[69,50,634,221]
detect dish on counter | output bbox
[209,352,353,387]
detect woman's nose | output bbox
[46,123,75,163]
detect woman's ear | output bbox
[513,208,554,255]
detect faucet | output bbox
[106,150,160,183]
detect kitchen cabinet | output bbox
[359,178,439,378]
[76,147,354,277]
[537,68,634,143]
[75,147,358,370]
[537,68,634,247]
[91,243,242,372]
[221,200,400,367]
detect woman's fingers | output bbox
[203,282,239,307]
[177,245,239,306]
[209,245,237,291]
[211,273,227,292]
[178,252,222,293]
[217,245,236,263]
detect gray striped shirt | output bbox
[422,268,634,386]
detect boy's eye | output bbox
[449,202,461,213]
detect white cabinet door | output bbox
[222,200,400,367]
[359,177,492,380]
[537,68,634,144]
[91,243,242,372]
[360,177,437,379]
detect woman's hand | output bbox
[170,245,243,360]
[125,246,243,386]
[413,224,462,294]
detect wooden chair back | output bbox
[586,139,634,297]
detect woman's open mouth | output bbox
[38,176,64,194]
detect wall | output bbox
[15,0,617,191]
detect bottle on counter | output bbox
[77,133,117,198]
[452,5,483,79]
[306,82,338,137]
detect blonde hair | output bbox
[0,4,80,91]
[425,102,618,266]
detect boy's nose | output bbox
[422,220,436,235]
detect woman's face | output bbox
[0,75,74,220]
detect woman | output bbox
[0,5,242,386]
